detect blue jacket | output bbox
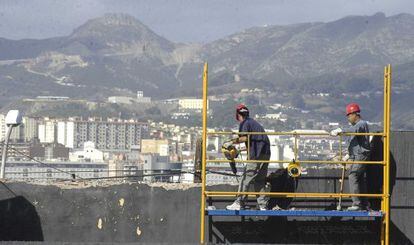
[239,117,271,160]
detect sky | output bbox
[0,0,413,43]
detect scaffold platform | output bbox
[206,209,383,217]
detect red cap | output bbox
[346,103,361,115]
[236,104,249,120]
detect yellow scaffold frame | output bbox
[199,63,392,244]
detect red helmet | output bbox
[236,104,249,120]
[346,103,360,115]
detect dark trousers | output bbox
[348,153,370,207]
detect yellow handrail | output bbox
[199,64,392,245]
[206,159,384,165]
[207,131,384,136]
[382,64,391,245]
[204,191,384,198]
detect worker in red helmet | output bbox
[330,103,371,211]
[225,104,271,211]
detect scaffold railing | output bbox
[199,63,392,245]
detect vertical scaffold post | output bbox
[200,62,208,244]
[385,64,392,245]
[381,65,387,245]
[294,133,298,161]
[381,64,391,245]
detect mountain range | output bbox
[1,12,414,128]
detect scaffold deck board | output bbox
[206,209,383,217]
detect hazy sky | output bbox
[0,0,413,43]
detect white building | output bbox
[108,92,151,104]
[69,141,104,162]
[108,96,135,105]
[178,98,208,110]
[38,120,56,143]
[57,121,74,148]
[136,91,151,103]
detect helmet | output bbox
[346,103,360,115]
[236,104,249,120]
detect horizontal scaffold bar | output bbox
[206,159,384,165]
[207,131,384,136]
[206,209,384,217]
[204,191,384,198]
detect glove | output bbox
[222,141,233,149]
[342,154,350,161]
[330,128,343,136]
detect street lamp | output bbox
[1,110,22,179]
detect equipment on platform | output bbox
[287,159,301,178]
[337,163,347,210]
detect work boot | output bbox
[259,204,268,211]
[272,205,282,211]
[226,200,242,210]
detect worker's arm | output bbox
[341,124,358,133]
[331,123,358,136]
[232,136,248,144]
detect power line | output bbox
[7,146,83,180]
[6,169,184,174]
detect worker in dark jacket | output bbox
[330,103,371,211]
[226,104,271,210]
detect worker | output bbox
[225,104,271,210]
[330,103,371,211]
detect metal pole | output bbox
[200,62,208,244]
[247,135,250,161]
[385,64,392,245]
[381,65,388,245]
[1,125,13,179]
[294,134,298,160]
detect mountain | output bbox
[198,12,414,85]
[1,12,414,128]
[0,14,191,100]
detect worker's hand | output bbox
[330,128,343,136]
[342,154,350,161]
[222,141,233,149]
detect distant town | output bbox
[1,89,381,183]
